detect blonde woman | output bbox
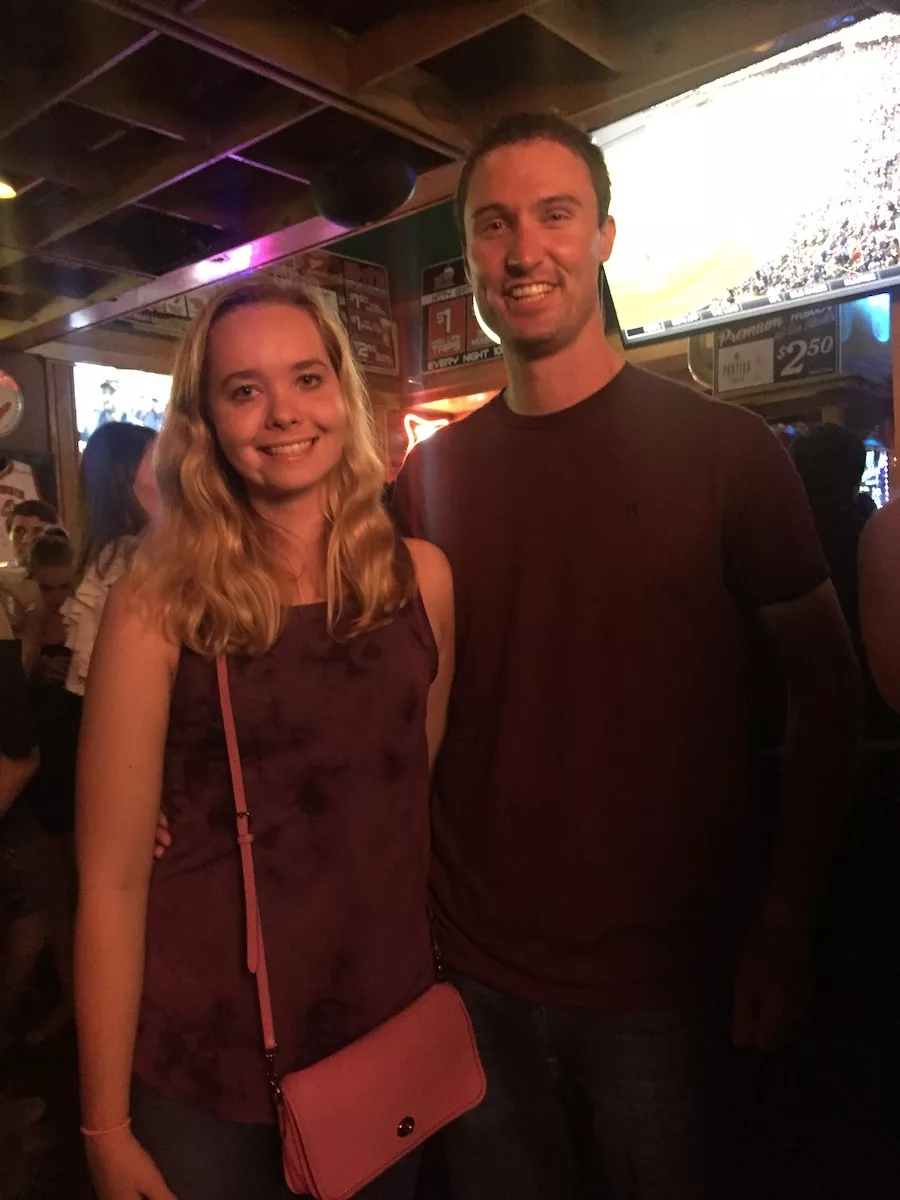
[75,280,454,1200]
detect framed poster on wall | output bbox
[124,251,399,377]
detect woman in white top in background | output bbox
[63,423,160,697]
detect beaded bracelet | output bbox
[80,1117,132,1138]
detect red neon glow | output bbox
[404,412,450,455]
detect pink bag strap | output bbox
[216,656,280,1077]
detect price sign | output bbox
[773,325,838,383]
[714,305,840,396]
[427,295,466,363]
[422,259,504,372]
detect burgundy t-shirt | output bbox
[393,364,828,1011]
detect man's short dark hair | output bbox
[27,528,73,574]
[5,498,58,535]
[456,111,611,244]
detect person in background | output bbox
[75,280,453,1200]
[62,422,159,698]
[21,531,76,679]
[859,497,900,715]
[856,486,900,1068]
[96,398,116,428]
[0,620,46,1193]
[0,499,59,634]
[790,425,869,624]
[18,530,80,1044]
[791,424,898,738]
[394,112,860,1200]
[0,620,44,1055]
[143,397,165,433]
[6,500,59,569]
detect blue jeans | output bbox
[132,1077,423,1200]
[420,971,733,1200]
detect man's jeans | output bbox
[420,970,734,1200]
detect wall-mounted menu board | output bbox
[269,252,397,376]
[422,259,503,373]
[124,250,398,376]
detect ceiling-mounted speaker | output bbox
[310,150,417,229]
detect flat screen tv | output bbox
[593,11,900,347]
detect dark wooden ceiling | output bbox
[0,0,869,350]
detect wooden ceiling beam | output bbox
[1,159,463,352]
[0,0,215,142]
[0,262,106,303]
[229,152,312,187]
[0,232,153,278]
[29,235,153,279]
[140,157,309,232]
[529,0,626,73]
[134,194,233,231]
[348,1,542,89]
[1,209,338,351]
[472,77,608,128]
[0,146,234,232]
[19,91,312,249]
[0,280,57,302]
[36,327,178,374]
[0,249,28,273]
[179,0,475,152]
[0,144,116,194]
[480,0,850,133]
[70,75,212,144]
[0,293,58,323]
[0,272,149,344]
[0,7,157,142]
[85,0,473,155]
[188,0,351,92]
[575,0,852,130]
[7,178,43,201]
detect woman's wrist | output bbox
[80,1116,132,1138]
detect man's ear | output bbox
[594,215,616,264]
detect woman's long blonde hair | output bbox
[132,277,415,656]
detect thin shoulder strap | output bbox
[216,656,279,1064]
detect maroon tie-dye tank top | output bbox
[134,595,437,1123]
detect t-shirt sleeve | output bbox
[0,638,37,759]
[722,411,829,608]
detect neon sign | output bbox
[403,412,450,455]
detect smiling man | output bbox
[393,113,859,1199]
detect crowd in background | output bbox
[711,31,900,305]
[78,394,166,450]
[0,424,159,1196]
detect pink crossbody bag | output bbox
[216,656,486,1200]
